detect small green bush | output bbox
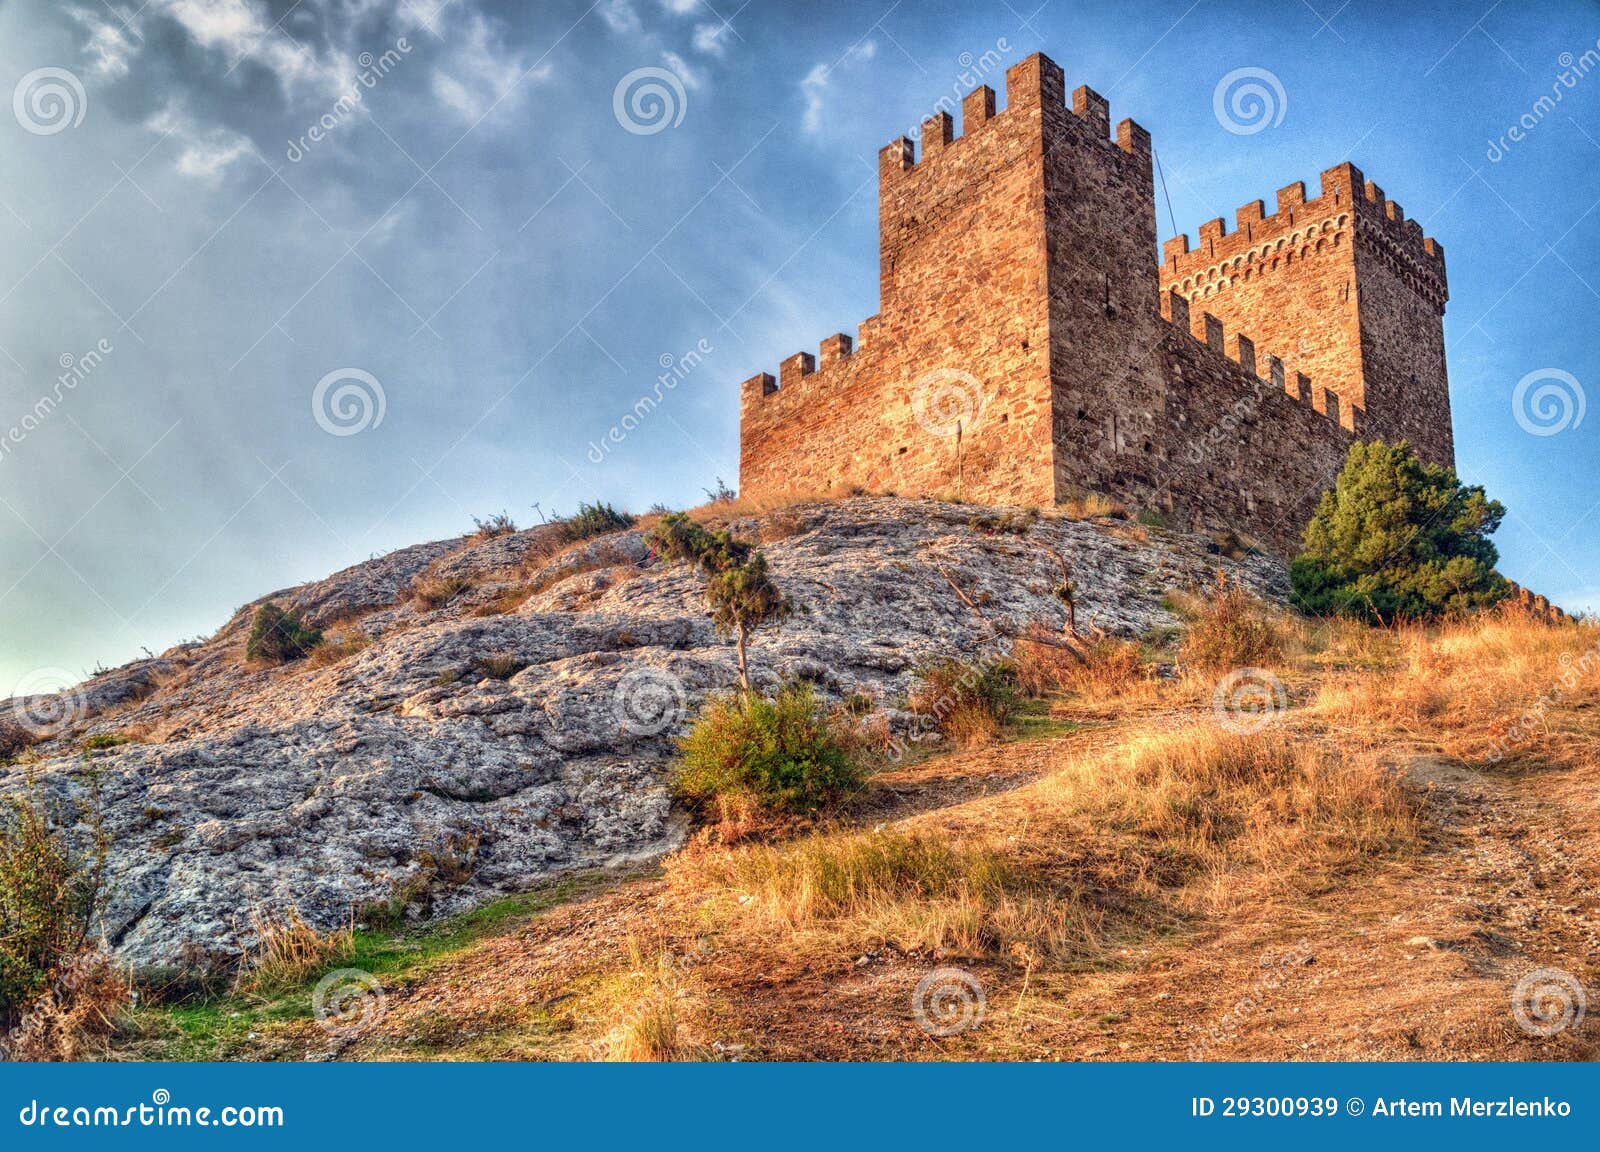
[244,602,322,664]
[674,684,861,816]
[0,796,106,1028]
[555,502,635,543]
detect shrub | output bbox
[1059,491,1126,519]
[674,683,861,816]
[1291,439,1509,622]
[306,630,372,668]
[968,509,1037,535]
[244,602,323,664]
[0,795,106,1030]
[907,657,1017,746]
[472,652,527,681]
[1176,573,1288,675]
[555,502,635,543]
[471,512,517,540]
[1014,625,1148,699]
[3,948,128,1060]
[0,720,39,761]
[412,575,473,609]
[703,477,736,504]
[1136,508,1170,529]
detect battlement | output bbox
[740,329,861,409]
[1158,289,1363,435]
[878,56,1150,185]
[1505,580,1568,622]
[1161,162,1446,310]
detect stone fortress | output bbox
[736,52,1457,559]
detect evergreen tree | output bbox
[1291,440,1508,622]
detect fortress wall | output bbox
[1150,295,1358,556]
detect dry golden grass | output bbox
[1311,607,1599,765]
[1014,625,1153,702]
[670,828,1098,965]
[232,907,353,995]
[670,723,1419,978]
[306,630,371,669]
[1058,491,1126,519]
[411,575,473,609]
[681,485,875,528]
[179,606,1596,1063]
[601,943,706,1062]
[1174,572,1293,675]
[4,950,130,1061]
[906,658,1016,749]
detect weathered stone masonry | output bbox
[737,52,1455,558]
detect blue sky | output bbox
[0,0,1596,690]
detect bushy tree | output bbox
[1291,440,1509,622]
[245,602,323,664]
[649,513,788,691]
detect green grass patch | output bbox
[121,871,631,1060]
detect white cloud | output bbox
[163,0,329,95]
[799,41,877,135]
[692,22,727,57]
[661,51,702,91]
[146,103,254,182]
[429,8,543,122]
[658,0,700,13]
[599,0,642,34]
[800,63,829,134]
[66,7,136,79]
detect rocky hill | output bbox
[0,498,1279,970]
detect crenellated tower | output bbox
[737,51,1458,556]
[1159,162,1452,466]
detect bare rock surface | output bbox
[0,497,1283,970]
